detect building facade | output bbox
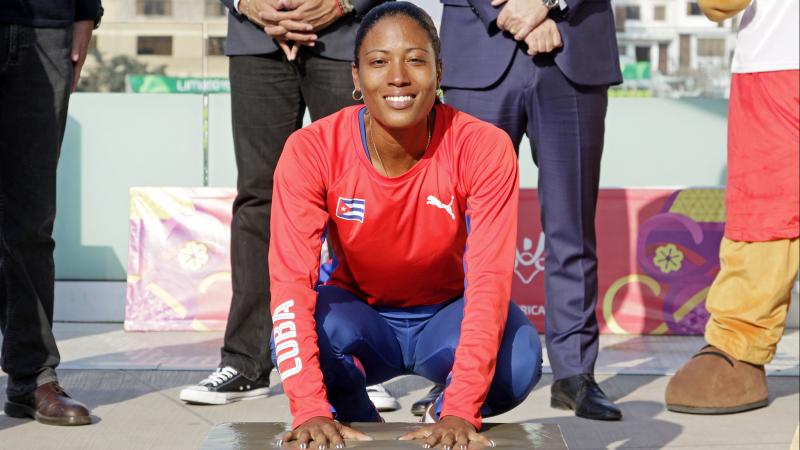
[613,0,738,97]
[86,0,229,87]
[86,0,737,96]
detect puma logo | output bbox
[426,195,455,220]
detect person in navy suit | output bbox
[439,0,623,420]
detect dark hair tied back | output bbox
[353,1,441,68]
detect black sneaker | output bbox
[411,384,444,416]
[179,366,269,405]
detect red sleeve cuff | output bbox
[292,409,334,430]
[439,410,482,431]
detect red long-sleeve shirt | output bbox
[269,104,519,430]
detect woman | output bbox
[269,3,542,448]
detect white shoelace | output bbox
[200,367,238,387]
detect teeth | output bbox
[386,96,413,102]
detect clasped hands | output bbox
[238,0,341,60]
[280,416,494,449]
[494,0,563,56]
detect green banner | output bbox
[609,88,653,98]
[126,75,230,93]
[621,62,651,81]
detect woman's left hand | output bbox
[398,416,493,449]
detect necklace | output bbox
[367,112,432,177]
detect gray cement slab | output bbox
[200,423,567,450]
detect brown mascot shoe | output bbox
[4,382,92,426]
[666,345,769,414]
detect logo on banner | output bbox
[426,194,455,220]
[515,232,546,284]
[336,197,366,222]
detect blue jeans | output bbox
[271,285,543,422]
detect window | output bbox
[697,38,725,57]
[137,36,173,56]
[207,37,226,56]
[635,46,650,63]
[625,5,641,20]
[205,0,226,17]
[654,5,666,21]
[614,6,642,30]
[686,2,702,15]
[658,43,669,73]
[136,0,172,16]
[679,34,691,68]
[614,6,626,31]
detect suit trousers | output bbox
[444,48,609,380]
[222,52,356,384]
[0,24,72,397]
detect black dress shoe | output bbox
[551,374,622,421]
[411,384,444,416]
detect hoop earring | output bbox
[352,89,363,101]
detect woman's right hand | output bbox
[281,417,373,449]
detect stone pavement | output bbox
[0,324,797,450]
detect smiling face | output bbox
[352,14,442,132]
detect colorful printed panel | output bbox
[514,188,725,335]
[127,187,726,334]
[127,188,237,331]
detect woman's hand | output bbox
[398,416,493,449]
[281,417,372,449]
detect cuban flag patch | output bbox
[336,197,366,222]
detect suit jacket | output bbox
[439,0,622,88]
[220,0,385,59]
